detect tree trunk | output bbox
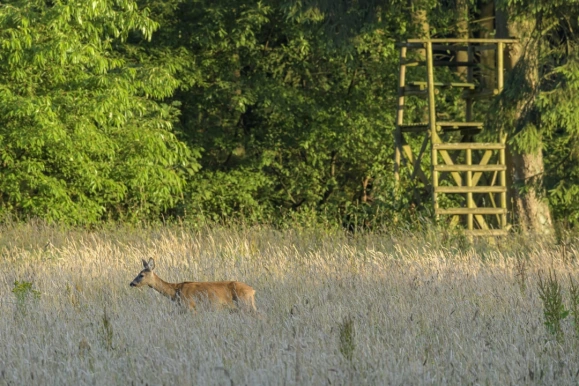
[409,1,430,125]
[496,7,554,236]
[455,0,469,79]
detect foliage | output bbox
[137,0,416,224]
[491,0,579,225]
[569,274,579,338]
[543,47,579,225]
[0,0,198,224]
[338,314,356,362]
[12,280,40,315]
[537,269,569,341]
[0,0,578,227]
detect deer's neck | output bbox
[149,274,180,301]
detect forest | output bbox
[0,0,578,233]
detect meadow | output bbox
[1,222,579,385]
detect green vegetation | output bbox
[338,315,356,362]
[537,270,569,342]
[0,0,197,224]
[0,0,577,230]
[99,307,114,351]
[11,280,40,316]
[568,275,579,338]
[514,254,528,293]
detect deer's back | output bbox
[178,281,255,306]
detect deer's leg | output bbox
[248,294,257,312]
[239,292,257,313]
[230,282,241,308]
[229,282,258,313]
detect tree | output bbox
[0,0,198,223]
[139,0,408,223]
[492,0,579,233]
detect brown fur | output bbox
[130,258,257,312]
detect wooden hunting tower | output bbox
[394,38,517,237]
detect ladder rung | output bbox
[436,208,507,215]
[400,60,478,67]
[438,122,484,127]
[435,186,507,193]
[404,38,518,44]
[434,143,505,150]
[465,229,508,237]
[407,81,476,90]
[400,122,483,133]
[434,164,507,172]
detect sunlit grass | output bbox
[1,221,578,385]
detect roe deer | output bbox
[130,258,257,312]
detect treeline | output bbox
[0,0,578,230]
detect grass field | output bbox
[1,222,579,385]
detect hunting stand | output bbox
[394,38,517,237]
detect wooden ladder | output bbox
[432,142,508,237]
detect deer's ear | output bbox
[142,259,149,269]
[147,258,155,270]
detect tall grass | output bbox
[1,221,579,385]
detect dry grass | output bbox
[1,222,579,385]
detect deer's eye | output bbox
[138,274,144,278]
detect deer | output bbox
[130,258,257,313]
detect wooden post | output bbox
[432,147,439,218]
[426,41,439,216]
[497,42,504,91]
[394,46,408,183]
[497,42,506,145]
[426,42,437,139]
[466,44,474,122]
[500,146,507,229]
[497,41,508,232]
[466,148,474,231]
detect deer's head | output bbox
[130,258,156,287]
